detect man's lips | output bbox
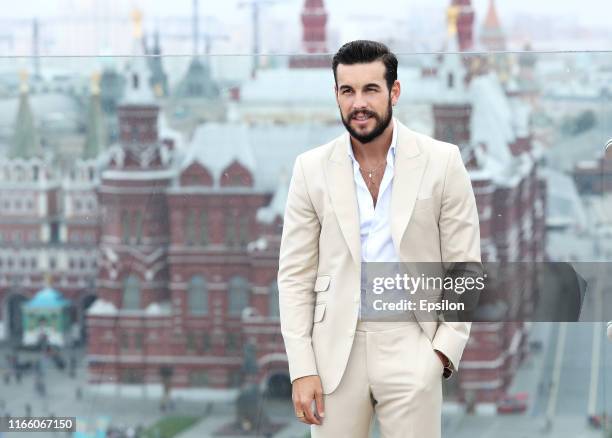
[352,113,373,126]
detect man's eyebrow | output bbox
[338,83,382,91]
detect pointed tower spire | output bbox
[131,7,144,48]
[439,5,469,101]
[83,72,107,159]
[447,5,460,44]
[484,0,501,29]
[480,0,506,51]
[123,6,155,105]
[147,27,168,98]
[153,28,161,55]
[115,29,162,171]
[433,7,471,146]
[10,70,42,159]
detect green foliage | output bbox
[561,110,597,136]
[141,416,199,438]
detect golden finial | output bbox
[131,7,143,39]
[91,71,101,95]
[447,5,460,37]
[19,69,29,93]
[153,83,164,98]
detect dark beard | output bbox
[340,99,393,144]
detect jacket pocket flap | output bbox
[313,303,326,322]
[314,275,331,292]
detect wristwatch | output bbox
[436,350,453,379]
[442,365,453,379]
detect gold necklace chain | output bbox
[359,161,386,179]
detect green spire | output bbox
[10,71,41,159]
[83,73,107,159]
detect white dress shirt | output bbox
[347,117,399,263]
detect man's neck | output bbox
[350,121,394,164]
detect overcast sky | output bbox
[1,0,609,55]
[3,0,608,27]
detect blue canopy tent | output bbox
[21,286,72,347]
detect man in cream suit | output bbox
[278,40,481,438]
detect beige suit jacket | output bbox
[278,120,481,395]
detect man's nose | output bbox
[351,93,368,111]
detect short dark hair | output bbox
[332,40,398,92]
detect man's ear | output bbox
[391,80,401,106]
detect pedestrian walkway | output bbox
[174,400,309,438]
[506,322,553,412]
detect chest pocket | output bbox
[413,197,434,212]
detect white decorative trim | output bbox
[460,379,504,390]
[87,354,242,365]
[101,169,175,181]
[257,353,288,367]
[460,329,522,369]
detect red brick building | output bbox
[428,11,546,404]
[0,80,99,345]
[86,59,292,391]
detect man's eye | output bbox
[342,89,352,94]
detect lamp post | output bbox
[603,140,611,435]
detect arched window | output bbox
[225,212,236,247]
[122,275,140,310]
[121,210,130,243]
[200,210,209,245]
[133,211,143,244]
[268,280,279,317]
[228,276,250,317]
[239,215,249,247]
[188,275,208,315]
[185,210,196,246]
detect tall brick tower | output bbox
[301,0,327,53]
[451,0,475,51]
[98,58,172,308]
[289,0,331,69]
[87,58,174,385]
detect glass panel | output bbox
[0,48,609,438]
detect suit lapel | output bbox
[390,123,428,255]
[326,123,427,266]
[327,134,361,266]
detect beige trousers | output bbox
[311,320,443,438]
